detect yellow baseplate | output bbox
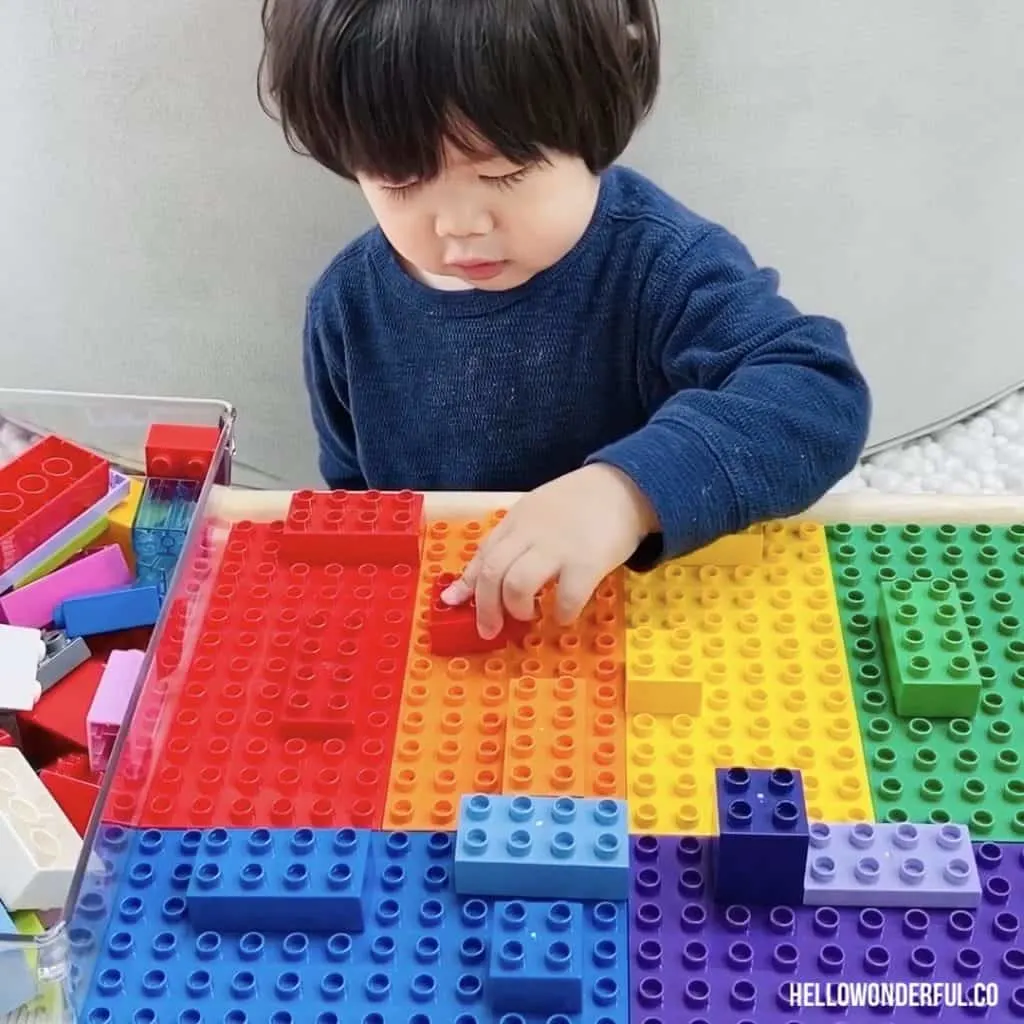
[625,520,873,834]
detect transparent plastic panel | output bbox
[0,389,233,1022]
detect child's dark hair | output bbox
[259,0,660,183]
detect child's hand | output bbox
[441,464,657,639]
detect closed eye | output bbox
[380,180,421,198]
[480,167,531,190]
[380,166,531,199]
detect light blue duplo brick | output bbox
[453,793,628,901]
[0,905,35,1015]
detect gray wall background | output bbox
[2,1,1022,488]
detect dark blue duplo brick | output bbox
[712,766,809,906]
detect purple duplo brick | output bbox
[86,648,145,773]
[629,834,1024,1022]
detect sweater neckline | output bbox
[368,169,617,318]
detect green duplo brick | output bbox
[827,521,1024,841]
[878,578,982,719]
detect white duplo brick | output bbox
[0,624,45,711]
[0,748,81,910]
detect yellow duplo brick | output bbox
[625,624,703,715]
[676,523,764,565]
[624,520,874,835]
[99,476,144,569]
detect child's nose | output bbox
[434,203,493,238]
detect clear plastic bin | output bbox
[0,388,235,1022]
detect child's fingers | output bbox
[554,564,604,625]
[441,515,513,605]
[473,535,530,639]
[501,548,556,622]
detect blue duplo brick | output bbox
[712,766,810,906]
[53,584,161,637]
[454,793,629,901]
[488,899,584,1014]
[185,827,372,933]
[803,821,982,908]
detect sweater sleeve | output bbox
[587,226,871,565]
[303,291,367,490]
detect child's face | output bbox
[357,142,601,290]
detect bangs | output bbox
[261,0,660,181]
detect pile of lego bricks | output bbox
[0,424,217,1017]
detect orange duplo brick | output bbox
[384,655,509,831]
[501,673,625,799]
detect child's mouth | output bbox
[449,260,507,281]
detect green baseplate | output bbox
[827,521,1024,841]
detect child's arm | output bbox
[587,225,871,564]
[444,226,871,637]
[303,293,367,491]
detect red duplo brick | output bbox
[103,519,420,830]
[426,571,533,656]
[16,656,106,766]
[144,423,221,481]
[281,489,425,564]
[0,728,15,748]
[0,435,109,573]
[40,752,101,835]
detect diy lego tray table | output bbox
[56,482,1024,1024]
[0,388,234,1021]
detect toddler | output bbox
[260,0,871,639]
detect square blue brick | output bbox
[454,794,629,901]
[713,766,810,906]
[803,821,982,908]
[185,827,372,933]
[488,899,584,1014]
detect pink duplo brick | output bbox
[86,648,145,774]
[0,544,131,630]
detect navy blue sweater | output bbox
[304,166,870,564]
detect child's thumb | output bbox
[440,575,473,605]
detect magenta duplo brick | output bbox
[0,543,131,629]
[628,835,1024,1023]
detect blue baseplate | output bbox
[74,825,630,1024]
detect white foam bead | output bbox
[862,468,906,491]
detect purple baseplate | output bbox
[628,835,1024,1023]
